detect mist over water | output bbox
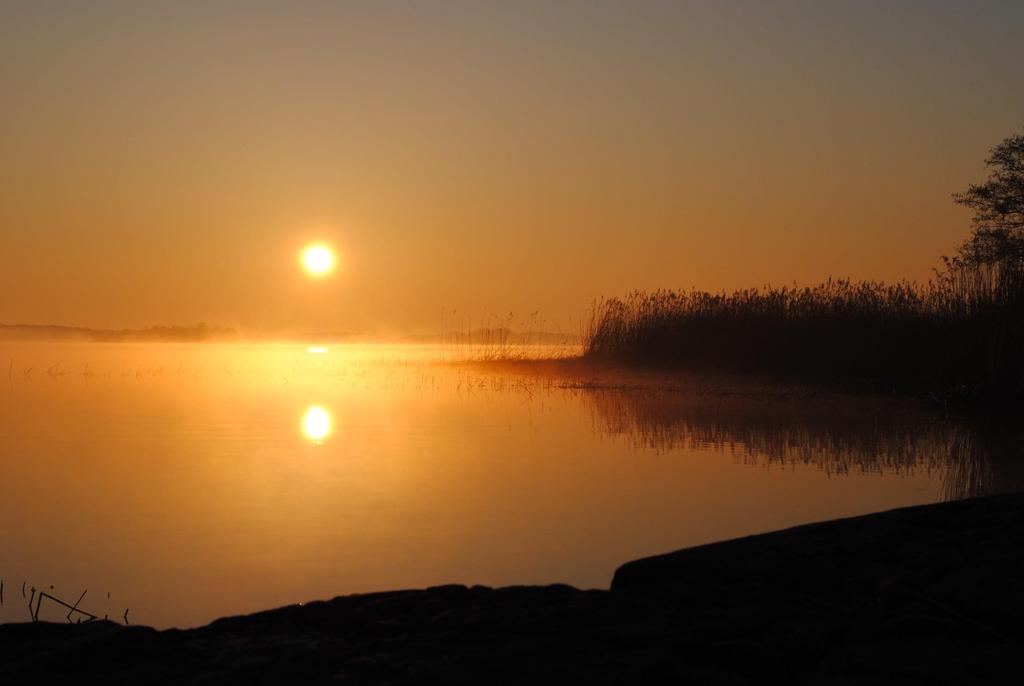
[0,343,1018,628]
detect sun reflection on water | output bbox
[301,405,333,443]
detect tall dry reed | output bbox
[584,261,1024,402]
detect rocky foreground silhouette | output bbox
[2,493,1021,684]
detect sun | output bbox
[300,243,337,277]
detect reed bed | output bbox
[438,310,581,362]
[584,262,1024,401]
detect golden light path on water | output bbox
[0,341,989,629]
[302,405,333,443]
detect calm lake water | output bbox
[0,343,1020,628]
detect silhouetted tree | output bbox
[953,130,1024,265]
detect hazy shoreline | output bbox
[0,323,240,343]
[0,324,580,347]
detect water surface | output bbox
[0,343,1018,627]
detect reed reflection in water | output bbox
[580,386,1024,501]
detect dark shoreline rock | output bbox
[2,494,1022,684]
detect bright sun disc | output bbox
[301,243,336,277]
[302,405,333,443]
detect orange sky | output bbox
[1,2,1023,336]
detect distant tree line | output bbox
[0,322,237,342]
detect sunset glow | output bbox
[1,3,1022,677]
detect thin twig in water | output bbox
[67,589,88,623]
[34,591,97,624]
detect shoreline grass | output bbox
[583,262,1024,405]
